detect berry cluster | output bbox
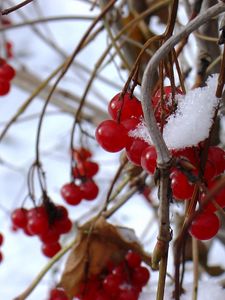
[0,58,15,96]
[95,91,170,171]
[11,203,72,257]
[61,148,99,205]
[95,89,225,242]
[75,250,150,300]
[0,233,4,263]
[171,145,225,240]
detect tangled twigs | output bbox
[141,1,225,299]
[1,0,34,15]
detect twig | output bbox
[192,237,199,300]
[141,2,225,300]
[0,15,97,31]
[2,0,34,15]
[13,240,75,300]
[34,0,117,164]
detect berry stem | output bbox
[192,237,199,300]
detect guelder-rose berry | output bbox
[49,288,69,300]
[141,146,157,174]
[131,266,150,287]
[171,170,195,200]
[73,160,99,178]
[80,179,99,200]
[42,242,61,258]
[0,63,15,80]
[0,233,3,246]
[0,80,10,96]
[61,182,83,205]
[108,92,143,121]
[189,212,220,240]
[11,208,28,229]
[126,138,149,166]
[95,120,129,152]
[125,251,141,268]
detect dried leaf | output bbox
[59,217,151,299]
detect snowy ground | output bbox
[0,1,225,300]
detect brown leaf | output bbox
[59,217,151,299]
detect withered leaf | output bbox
[59,216,151,299]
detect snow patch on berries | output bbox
[130,75,219,149]
[163,74,219,149]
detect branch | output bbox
[1,0,34,15]
[141,1,225,165]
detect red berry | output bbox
[171,170,195,200]
[80,179,99,201]
[118,289,139,300]
[40,227,59,244]
[55,217,72,234]
[11,208,28,229]
[125,251,141,268]
[189,212,220,240]
[49,288,69,300]
[0,63,15,81]
[208,146,225,175]
[141,145,157,174]
[61,182,83,205]
[108,92,143,121]
[204,160,217,182]
[27,208,49,236]
[95,120,129,152]
[103,274,121,296]
[121,118,140,146]
[0,233,4,246]
[172,147,199,167]
[42,242,61,258]
[72,147,92,161]
[200,179,225,212]
[126,138,149,166]
[73,161,99,178]
[0,79,10,96]
[131,266,150,287]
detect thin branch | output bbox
[2,0,34,15]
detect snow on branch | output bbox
[131,74,219,150]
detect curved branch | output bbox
[141,1,225,165]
